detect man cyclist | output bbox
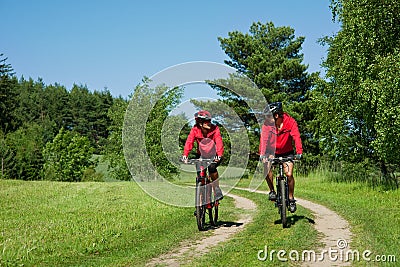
[182,110,224,200]
[259,102,303,213]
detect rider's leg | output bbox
[285,161,297,212]
[264,161,274,191]
[209,162,219,183]
[209,170,218,182]
[209,161,223,200]
[265,164,276,200]
[285,161,295,199]
[210,171,223,200]
[265,169,275,192]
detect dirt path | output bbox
[145,189,352,266]
[145,193,256,267]
[296,197,352,266]
[248,189,352,266]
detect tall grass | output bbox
[297,158,399,190]
[296,171,399,266]
[0,180,237,266]
[186,189,319,267]
[2,167,398,266]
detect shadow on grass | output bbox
[201,221,244,231]
[274,214,315,228]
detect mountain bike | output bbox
[184,158,219,231]
[269,156,294,228]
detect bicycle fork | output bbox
[275,164,289,212]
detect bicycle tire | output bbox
[208,207,214,226]
[279,178,287,228]
[195,181,206,231]
[213,204,218,226]
[209,186,218,226]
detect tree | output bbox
[0,131,14,179]
[65,85,113,153]
[4,123,45,180]
[65,84,92,136]
[103,96,130,181]
[145,86,184,180]
[219,21,313,102]
[122,79,184,181]
[42,83,70,133]
[90,89,113,152]
[0,54,18,133]
[42,127,95,181]
[316,0,400,185]
[217,21,317,169]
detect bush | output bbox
[82,167,104,182]
[42,128,95,182]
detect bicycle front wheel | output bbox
[207,201,218,227]
[279,178,287,228]
[213,203,218,226]
[195,182,206,231]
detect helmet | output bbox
[266,102,283,115]
[194,110,212,121]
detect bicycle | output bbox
[268,156,295,228]
[183,158,219,231]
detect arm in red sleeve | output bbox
[214,126,224,156]
[290,120,303,154]
[259,125,268,156]
[260,125,276,156]
[183,127,196,156]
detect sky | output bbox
[1,0,340,99]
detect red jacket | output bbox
[259,113,303,156]
[183,124,224,158]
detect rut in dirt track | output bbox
[145,193,256,267]
[146,189,353,267]
[249,189,352,267]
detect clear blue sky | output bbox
[2,0,339,98]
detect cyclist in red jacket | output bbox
[259,102,303,212]
[182,110,224,200]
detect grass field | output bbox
[1,169,399,266]
[0,180,206,266]
[296,172,400,266]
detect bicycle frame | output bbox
[186,158,219,230]
[195,159,214,209]
[269,156,293,228]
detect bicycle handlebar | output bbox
[269,156,294,162]
[180,158,214,165]
[264,156,299,165]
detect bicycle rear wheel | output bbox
[195,182,206,231]
[279,178,287,228]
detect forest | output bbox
[1,0,399,189]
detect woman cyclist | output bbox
[182,110,224,200]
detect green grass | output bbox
[171,164,320,266]
[210,171,399,266]
[184,189,319,267]
[295,172,400,266]
[0,180,235,266]
[1,169,399,266]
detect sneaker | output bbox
[215,186,224,200]
[289,199,297,213]
[268,191,277,201]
